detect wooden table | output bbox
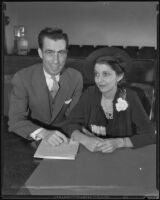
[2,116,159,198]
[25,143,158,197]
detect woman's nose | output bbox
[96,76,103,83]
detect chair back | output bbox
[126,59,156,121]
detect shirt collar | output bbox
[43,68,60,82]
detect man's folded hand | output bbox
[37,129,68,146]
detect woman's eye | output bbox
[103,72,110,77]
[94,72,99,77]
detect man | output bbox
[8,27,83,146]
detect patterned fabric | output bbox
[50,76,59,99]
[43,68,60,91]
[101,97,113,119]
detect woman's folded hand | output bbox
[96,138,124,153]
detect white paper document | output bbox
[34,139,79,160]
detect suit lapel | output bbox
[50,69,70,122]
[32,64,52,122]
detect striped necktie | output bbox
[50,76,59,99]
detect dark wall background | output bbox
[4,2,158,54]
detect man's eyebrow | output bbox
[45,49,53,52]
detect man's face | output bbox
[38,37,67,76]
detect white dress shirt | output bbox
[30,69,60,140]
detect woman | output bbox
[61,55,156,153]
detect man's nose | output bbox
[53,52,59,63]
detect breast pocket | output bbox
[64,98,72,105]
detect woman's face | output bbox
[94,63,123,94]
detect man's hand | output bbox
[37,129,68,146]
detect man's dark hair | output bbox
[38,27,69,49]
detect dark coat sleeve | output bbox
[128,90,156,148]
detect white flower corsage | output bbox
[115,97,128,112]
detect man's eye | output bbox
[46,51,52,55]
[59,50,67,55]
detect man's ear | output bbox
[38,48,43,59]
[117,73,124,83]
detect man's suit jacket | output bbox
[8,63,83,139]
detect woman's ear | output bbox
[117,73,124,83]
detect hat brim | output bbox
[84,47,132,84]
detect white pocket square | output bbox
[64,99,72,104]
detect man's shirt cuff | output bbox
[30,128,44,141]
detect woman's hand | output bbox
[71,129,103,152]
[96,138,124,153]
[82,135,104,152]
